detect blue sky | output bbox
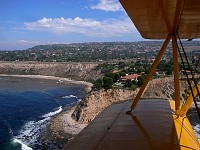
[0,0,143,50]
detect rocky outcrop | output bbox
[0,61,100,81]
[72,89,139,123]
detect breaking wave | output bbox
[42,106,62,118]
[77,99,82,102]
[62,95,77,99]
[13,106,62,149]
[193,124,200,141]
[12,138,32,150]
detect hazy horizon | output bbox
[0,0,145,50]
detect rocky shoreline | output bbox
[1,74,191,149]
[45,76,191,147]
[40,88,139,149]
[41,76,177,149]
[41,105,87,149]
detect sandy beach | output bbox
[0,74,93,92]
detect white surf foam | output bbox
[14,106,62,149]
[77,99,82,102]
[42,106,62,118]
[62,95,77,99]
[56,80,63,83]
[12,138,32,150]
[193,124,200,141]
[14,120,43,148]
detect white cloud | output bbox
[17,40,40,45]
[0,40,40,50]
[90,0,123,12]
[0,40,63,50]
[17,40,60,45]
[24,17,137,37]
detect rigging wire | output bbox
[194,55,200,75]
[182,80,189,105]
[177,33,200,99]
[174,33,200,119]
[181,56,200,107]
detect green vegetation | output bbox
[0,41,199,91]
[92,59,173,91]
[102,77,113,90]
[93,78,103,90]
[0,41,168,62]
[137,76,146,86]
[0,41,198,63]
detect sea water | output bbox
[188,109,200,141]
[0,77,86,150]
[1,77,200,150]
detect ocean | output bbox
[0,77,86,150]
[187,108,200,141]
[0,76,200,150]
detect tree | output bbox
[130,84,137,91]
[145,68,150,74]
[93,78,103,90]
[103,77,113,90]
[124,79,132,87]
[118,61,126,69]
[166,68,172,75]
[105,72,114,79]
[137,68,142,73]
[113,73,120,83]
[137,76,145,86]
[119,71,126,77]
[101,66,112,73]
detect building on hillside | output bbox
[120,74,141,82]
[180,70,192,75]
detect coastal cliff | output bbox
[37,75,191,149]
[0,61,100,81]
[72,89,139,123]
[72,76,187,124]
[143,76,187,100]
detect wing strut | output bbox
[172,34,181,113]
[127,34,171,114]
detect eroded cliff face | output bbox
[72,77,188,124]
[0,61,100,81]
[72,89,139,123]
[143,76,187,100]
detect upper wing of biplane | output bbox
[120,0,200,39]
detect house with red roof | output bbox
[120,74,141,82]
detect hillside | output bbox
[0,61,100,81]
[1,41,199,62]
